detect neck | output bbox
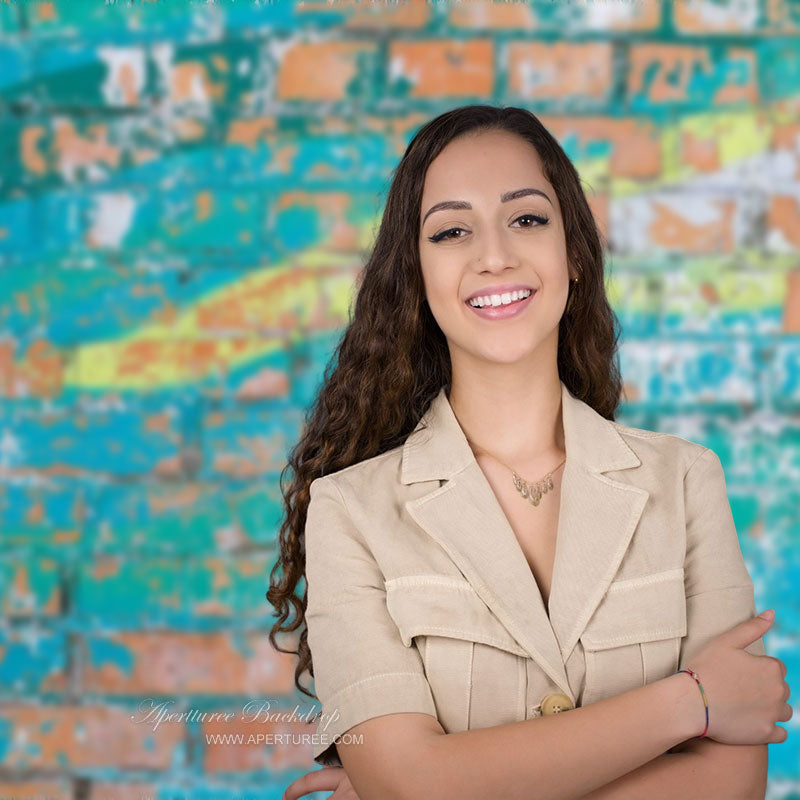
[447,371,566,473]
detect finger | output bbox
[283,767,344,800]
[767,725,789,745]
[729,612,774,650]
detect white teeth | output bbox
[469,288,532,308]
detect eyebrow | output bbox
[422,187,553,226]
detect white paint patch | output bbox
[679,0,759,31]
[87,193,137,248]
[97,46,146,107]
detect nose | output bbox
[474,227,521,273]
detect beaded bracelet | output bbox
[675,667,709,738]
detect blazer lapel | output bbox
[401,381,650,700]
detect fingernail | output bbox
[758,609,775,620]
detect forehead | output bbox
[421,130,553,203]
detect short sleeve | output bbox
[304,476,437,767]
[678,447,766,672]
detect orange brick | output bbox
[0,704,182,769]
[629,44,711,103]
[508,42,613,102]
[80,631,297,695]
[628,44,758,106]
[650,197,736,253]
[297,0,430,28]
[782,269,800,333]
[89,781,158,800]
[524,116,662,180]
[0,780,71,800]
[450,2,537,29]
[768,195,800,251]
[388,40,493,98]
[277,42,376,101]
[680,128,721,173]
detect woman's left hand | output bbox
[283,765,361,800]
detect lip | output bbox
[465,288,536,321]
[465,283,534,302]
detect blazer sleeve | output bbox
[678,447,766,672]
[304,475,437,767]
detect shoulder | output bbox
[609,419,710,477]
[310,442,407,503]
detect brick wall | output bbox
[1,0,798,797]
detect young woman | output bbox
[268,105,791,800]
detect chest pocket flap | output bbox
[385,575,528,657]
[581,567,687,650]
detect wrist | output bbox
[661,671,708,743]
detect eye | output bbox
[426,213,549,244]
[427,226,467,243]
[513,213,549,229]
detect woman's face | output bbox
[418,129,574,368]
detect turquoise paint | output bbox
[0,0,797,791]
[87,637,134,676]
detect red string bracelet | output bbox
[676,667,709,738]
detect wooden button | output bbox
[540,692,574,715]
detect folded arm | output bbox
[578,739,767,800]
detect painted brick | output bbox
[507,42,614,105]
[203,404,303,480]
[784,268,800,332]
[0,402,183,478]
[770,338,800,407]
[766,0,800,32]
[609,190,762,255]
[88,781,158,800]
[0,704,183,769]
[80,631,296,695]
[277,41,377,102]
[388,40,494,98]
[0,557,61,617]
[0,480,89,551]
[628,44,758,111]
[296,0,430,29]
[768,194,800,251]
[619,338,759,408]
[537,116,664,179]
[660,260,788,336]
[0,780,72,800]
[0,626,69,695]
[673,0,763,34]
[449,1,661,33]
[1,0,799,791]
[0,478,285,555]
[75,554,275,623]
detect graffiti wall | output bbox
[1,1,798,798]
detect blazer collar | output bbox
[400,381,649,701]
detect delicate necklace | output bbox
[467,439,566,508]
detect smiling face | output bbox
[418,129,575,371]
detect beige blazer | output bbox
[304,381,766,767]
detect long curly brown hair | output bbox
[266,104,623,699]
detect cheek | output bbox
[421,263,459,315]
